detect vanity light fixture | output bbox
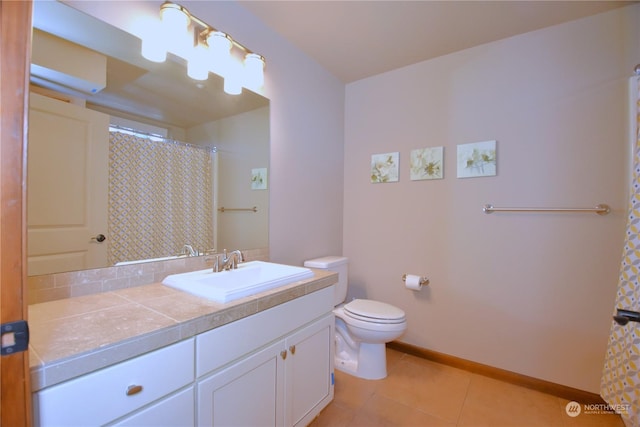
[140,1,266,94]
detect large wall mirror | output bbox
[28,1,270,276]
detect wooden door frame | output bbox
[1,0,33,426]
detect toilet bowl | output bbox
[304,256,407,380]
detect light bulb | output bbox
[207,31,232,77]
[161,3,192,56]
[188,44,209,80]
[223,60,242,95]
[244,53,265,89]
[140,20,166,62]
[161,4,190,33]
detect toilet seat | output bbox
[344,299,406,324]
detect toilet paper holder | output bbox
[401,274,429,286]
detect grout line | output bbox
[454,373,473,426]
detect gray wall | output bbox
[74,0,640,393]
[72,0,346,267]
[343,5,640,393]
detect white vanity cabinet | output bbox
[196,286,335,427]
[285,314,334,427]
[33,338,195,426]
[32,285,335,426]
[197,339,285,426]
[197,313,333,427]
[110,387,195,426]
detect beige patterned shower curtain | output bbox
[600,74,640,427]
[108,130,214,264]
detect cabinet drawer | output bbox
[34,339,195,426]
[197,286,334,377]
[110,387,195,427]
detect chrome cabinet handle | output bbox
[126,384,143,396]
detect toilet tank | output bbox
[304,256,348,306]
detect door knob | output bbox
[613,309,640,326]
[91,234,106,243]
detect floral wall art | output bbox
[371,152,399,183]
[456,140,497,178]
[251,167,268,190]
[410,147,444,180]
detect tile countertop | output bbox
[28,269,337,392]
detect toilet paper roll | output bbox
[404,274,423,291]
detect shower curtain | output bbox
[600,74,640,427]
[108,130,214,264]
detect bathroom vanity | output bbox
[29,270,337,426]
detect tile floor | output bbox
[310,348,625,427]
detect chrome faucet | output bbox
[213,249,244,272]
[180,244,198,257]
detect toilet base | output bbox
[335,342,388,380]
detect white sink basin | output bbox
[161,261,314,303]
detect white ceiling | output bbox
[239,1,634,83]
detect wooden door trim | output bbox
[1,1,33,426]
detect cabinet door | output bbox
[285,314,334,427]
[197,340,285,426]
[110,387,194,427]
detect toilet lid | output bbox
[344,299,406,324]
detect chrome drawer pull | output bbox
[126,385,143,396]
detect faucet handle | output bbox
[205,255,221,272]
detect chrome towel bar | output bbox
[482,204,610,215]
[218,206,258,213]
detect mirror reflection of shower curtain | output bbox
[108,130,215,264]
[600,74,640,427]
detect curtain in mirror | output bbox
[108,130,215,264]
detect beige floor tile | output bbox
[333,369,379,411]
[349,394,456,427]
[308,401,355,427]
[457,374,567,427]
[559,399,625,427]
[562,413,626,427]
[313,348,625,427]
[375,356,472,423]
[386,348,405,369]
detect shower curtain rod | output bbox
[109,124,217,152]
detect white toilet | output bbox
[304,256,407,380]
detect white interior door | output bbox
[27,92,109,275]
